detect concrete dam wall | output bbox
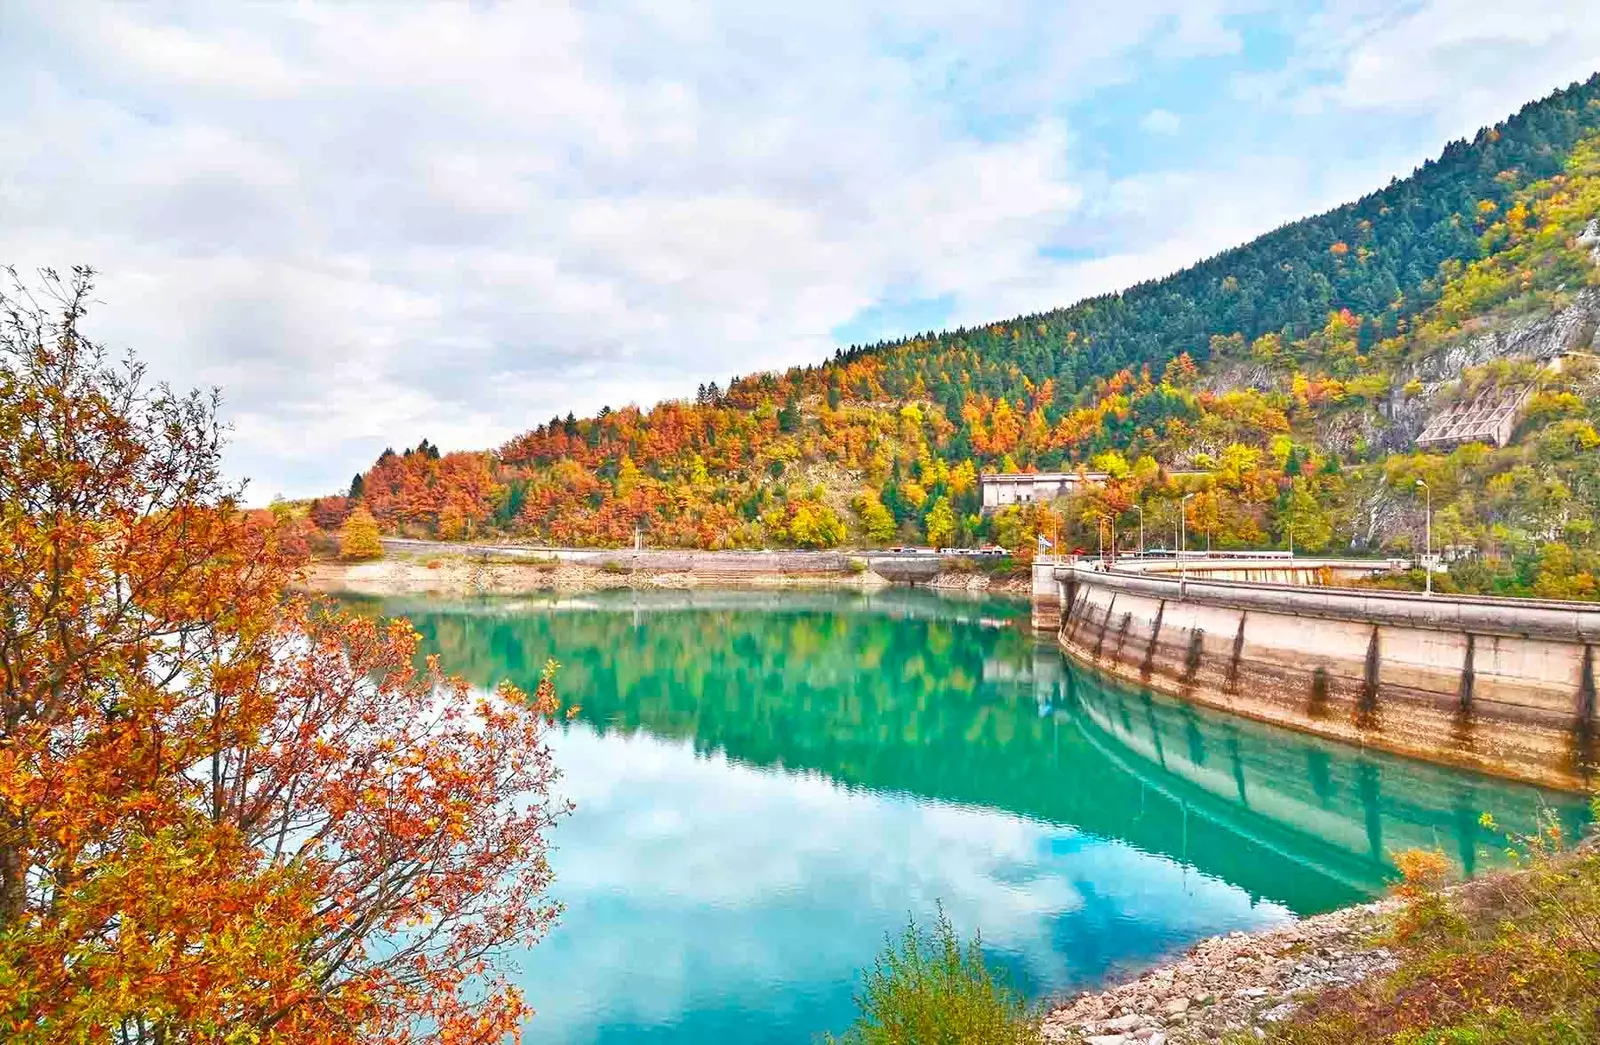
[1040,563,1599,791]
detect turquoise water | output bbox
[343,589,1591,1045]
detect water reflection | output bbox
[340,589,1589,1045]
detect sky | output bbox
[2,0,1598,499]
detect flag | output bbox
[1036,535,1053,550]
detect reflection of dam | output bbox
[1033,651,1535,907]
[369,593,1589,916]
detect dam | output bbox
[1034,556,1600,790]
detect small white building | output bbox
[979,471,1109,511]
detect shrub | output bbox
[1389,847,1465,946]
[826,907,1040,1045]
[1260,799,1600,1045]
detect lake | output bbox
[340,588,1591,1045]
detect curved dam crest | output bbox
[1035,558,1600,791]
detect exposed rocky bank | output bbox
[1043,900,1399,1045]
[297,553,1030,597]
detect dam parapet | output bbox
[1043,559,1600,790]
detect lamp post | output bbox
[1180,493,1194,585]
[1132,504,1144,557]
[1416,478,1432,595]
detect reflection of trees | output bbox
[361,597,1590,916]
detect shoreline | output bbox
[296,554,1033,598]
[1042,899,1400,1044]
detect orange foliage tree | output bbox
[0,269,567,1043]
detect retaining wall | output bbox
[1051,567,1599,790]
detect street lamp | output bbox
[1416,478,1432,595]
[1097,513,1115,563]
[1131,504,1145,556]
[1180,493,1194,585]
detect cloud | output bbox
[0,0,1594,497]
[526,724,1288,1041]
[1141,108,1184,134]
[1252,0,1600,137]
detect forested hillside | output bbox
[309,73,1600,598]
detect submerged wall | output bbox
[1050,566,1599,791]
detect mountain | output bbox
[316,72,1600,599]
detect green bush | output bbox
[826,907,1040,1045]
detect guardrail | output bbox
[1066,563,1600,642]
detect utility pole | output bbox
[1132,504,1144,556]
[1416,478,1432,595]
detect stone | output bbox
[1105,1013,1144,1031]
[1163,998,1190,1015]
[1578,217,1600,265]
[1084,1036,1129,1045]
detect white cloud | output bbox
[1264,0,1600,137]
[1141,108,1183,134]
[0,0,1595,497]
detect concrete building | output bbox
[979,471,1109,510]
[979,468,1210,512]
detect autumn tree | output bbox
[1280,478,1333,552]
[339,504,384,560]
[784,500,847,548]
[925,496,957,549]
[0,268,567,1044]
[853,489,897,545]
[1162,351,1198,386]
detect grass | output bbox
[1242,801,1600,1045]
[825,906,1041,1045]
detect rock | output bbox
[1163,998,1190,1015]
[1084,1036,1128,1045]
[1261,1002,1297,1023]
[1105,1014,1144,1031]
[1578,217,1600,265]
